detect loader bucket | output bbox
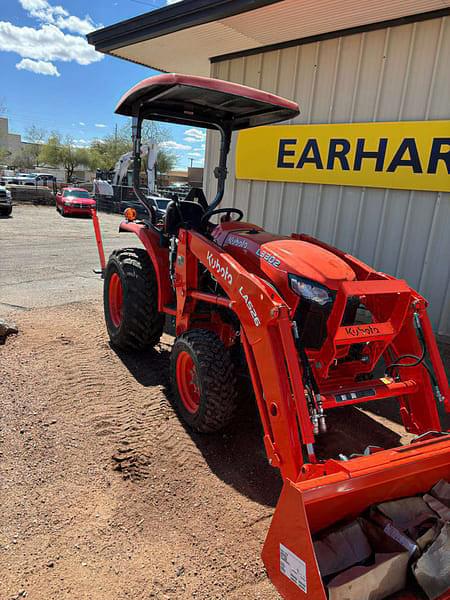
[263,435,450,600]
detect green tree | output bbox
[88,121,173,172]
[9,145,36,169]
[24,125,47,167]
[39,134,91,182]
[0,147,10,164]
[89,134,131,171]
[156,149,177,177]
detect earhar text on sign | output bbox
[235,121,450,192]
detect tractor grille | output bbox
[294,298,333,350]
[0,190,7,198]
[294,295,373,351]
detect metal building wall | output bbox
[205,15,450,337]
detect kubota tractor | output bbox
[98,74,449,599]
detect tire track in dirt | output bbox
[29,305,208,482]
[2,302,283,599]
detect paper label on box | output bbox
[280,543,307,593]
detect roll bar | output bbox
[123,73,300,226]
[132,112,231,226]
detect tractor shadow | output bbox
[315,403,404,460]
[111,340,408,509]
[111,342,282,507]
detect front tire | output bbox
[0,207,12,217]
[104,247,164,350]
[170,330,237,433]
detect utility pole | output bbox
[189,158,194,168]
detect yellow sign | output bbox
[236,121,450,192]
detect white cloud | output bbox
[160,141,191,151]
[19,0,98,35]
[166,0,183,4]
[16,57,60,76]
[184,128,206,142]
[0,22,102,65]
[95,123,106,128]
[79,121,85,126]
[188,151,203,158]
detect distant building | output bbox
[188,167,204,188]
[0,117,24,156]
[167,170,188,185]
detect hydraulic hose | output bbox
[385,312,438,388]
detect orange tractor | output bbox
[96,74,449,599]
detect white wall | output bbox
[205,15,450,337]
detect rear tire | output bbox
[104,247,164,350]
[170,329,237,433]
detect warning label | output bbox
[280,543,307,593]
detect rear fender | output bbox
[119,221,173,311]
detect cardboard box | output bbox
[327,551,409,600]
[413,522,450,600]
[429,479,450,508]
[315,518,409,600]
[313,520,372,578]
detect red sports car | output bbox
[55,187,95,217]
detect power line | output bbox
[128,0,163,8]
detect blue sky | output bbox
[0,0,206,168]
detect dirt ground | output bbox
[1,207,448,599]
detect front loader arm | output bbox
[175,229,315,481]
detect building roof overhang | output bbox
[88,0,450,76]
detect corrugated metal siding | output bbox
[205,16,450,336]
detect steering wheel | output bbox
[202,208,244,225]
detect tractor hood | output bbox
[261,239,355,286]
[215,225,356,292]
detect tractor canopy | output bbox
[115,73,300,130]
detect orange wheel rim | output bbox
[109,272,123,327]
[176,351,200,414]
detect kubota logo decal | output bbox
[344,324,380,337]
[227,235,248,249]
[206,251,233,286]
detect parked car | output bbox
[31,173,57,187]
[55,187,96,217]
[0,184,12,216]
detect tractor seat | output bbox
[164,200,206,235]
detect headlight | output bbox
[6,190,11,199]
[64,200,72,206]
[289,275,333,306]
